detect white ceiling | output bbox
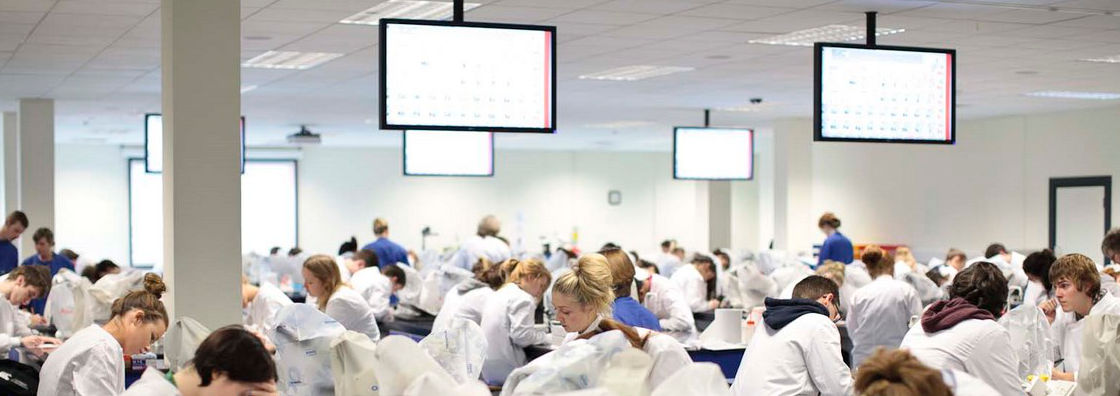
[0,0,1118,150]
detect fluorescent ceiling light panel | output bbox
[749,25,905,47]
[340,0,480,25]
[1079,54,1120,64]
[579,65,694,81]
[241,51,343,70]
[1025,91,1120,100]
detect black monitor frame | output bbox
[672,126,754,181]
[813,42,956,145]
[379,18,557,134]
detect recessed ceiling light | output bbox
[240,85,258,93]
[1025,91,1120,100]
[339,0,481,25]
[748,25,905,47]
[241,51,343,70]
[578,65,694,81]
[1079,54,1120,64]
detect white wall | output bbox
[55,144,130,265]
[806,105,1120,261]
[297,147,721,258]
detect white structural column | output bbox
[708,181,732,250]
[772,118,815,254]
[18,99,53,255]
[2,112,17,216]
[161,0,242,328]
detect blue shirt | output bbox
[22,252,74,314]
[611,296,662,331]
[819,232,854,266]
[362,238,409,267]
[0,240,17,275]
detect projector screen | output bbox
[380,19,556,133]
[673,127,754,180]
[814,43,955,144]
[145,114,245,173]
[403,130,494,177]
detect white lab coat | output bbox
[119,367,180,395]
[432,279,492,333]
[38,324,125,396]
[899,318,1023,396]
[324,287,381,341]
[1021,280,1050,308]
[655,252,682,278]
[848,275,924,367]
[941,369,999,395]
[641,274,699,346]
[1051,292,1120,373]
[671,265,710,313]
[452,235,511,271]
[730,312,852,396]
[480,283,547,385]
[349,267,394,321]
[0,277,32,353]
[245,282,292,333]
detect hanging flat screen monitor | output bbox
[145,114,246,173]
[403,130,494,177]
[814,42,955,144]
[673,127,754,180]
[380,19,556,133]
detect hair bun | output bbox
[143,273,167,298]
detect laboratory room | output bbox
[1,0,1120,395]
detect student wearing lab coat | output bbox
[898,262,1023,396]
[451,215,512,271]
[0,265,59,355]
[346,249,398,322]
[600,248,661,331]
[854,348,998,396]
[1040,253,1120,381]
[848,245,924,368]
[731,275,852,396]
[301,255,381,341]
[121,325,278,396]
[39,273,169,396]
[241,276,293,333]
[671,255,719,313]
[1021,249,1056,307]
[480,258,552,385]
[432,257,505,333]
[636,270,699,346]
[552,253,690,390]
[817,212,853,265]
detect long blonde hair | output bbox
[553,254,649,348]
[502,258,551,286]
[303,255,343,311]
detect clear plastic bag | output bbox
[1077,314,1120,396]
[997,305,1054,381]
[650,363,730,396]
[373,335,458,396]
[419,318,487,384]
[502,330,630,395]
[164,317,210,372]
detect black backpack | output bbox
[0,360,38,396]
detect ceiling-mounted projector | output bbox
[286,125,321,145]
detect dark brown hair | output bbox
[862,245,892,277]
[354,249,379,269]
[1102,228,1120,259]
[191,325,278,387]
[1023,249,1057,292]
[949,262,1008,318]
[9,265,50,297]
[31,227,53,244]
[4,211,27,228]
[855,348,953,396]
[793,275,840,302]
[110,273,169,326]
[818,212,841,229]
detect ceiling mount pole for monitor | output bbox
[704,109,711,127]
[865,11,877,46]
[454,0,464,22]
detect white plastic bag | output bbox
[373,335,457,396]
[88,270,146,322]
[164,317,211,372]
[45,269,92,339]
[997,305,1054,380]
[599,348,653,396]
[502,330,630,395]
[402,372,489,396]
[269,304,347,396]
[419,318,487,384]
[1077,314,1120,396]
[650,363,730,396]
[329,331,380,396]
